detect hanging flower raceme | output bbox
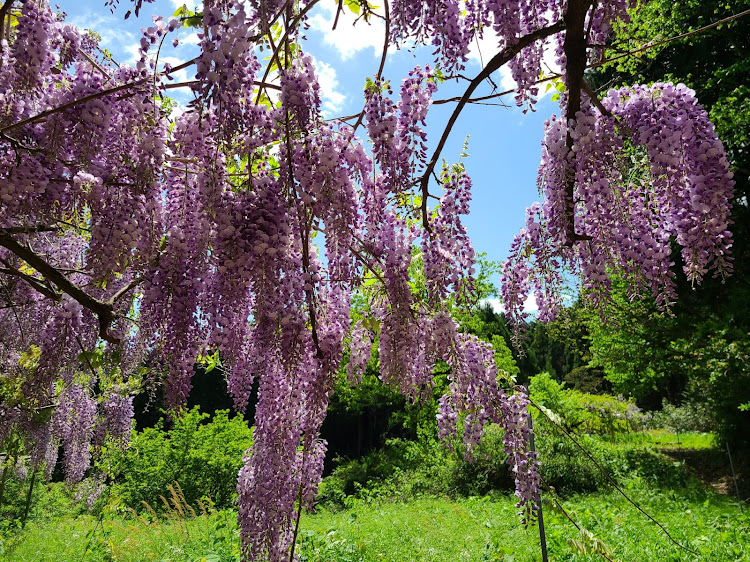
[0,1,740,560]
[436,332,540,523]
[503,82,735,329]
[421,167,476,305]
[10,0,57,91]
[51,382,98,485]
[390,0,472,73]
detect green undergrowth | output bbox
[2,485,241,561]
[316,428,713,506]
[298,482,748,561]
[6,482,746,561]
[3,428,744,561]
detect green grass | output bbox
[4,480,747,561]
[3,429,746,561]
[298,483,748,561]
[3,509,242,561]
[613,430,716,450]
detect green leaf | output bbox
[345,0,361,15]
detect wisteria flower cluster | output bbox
[0,1,736,561]
[502,83,735,330]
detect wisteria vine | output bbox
[0,0,736,560]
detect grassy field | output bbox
[297,483,748,561]
[2,431,747,561]
[4,479,747,561]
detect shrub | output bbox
[649,399,714,433]
[529,373,645,436]
[447,424,514,495]
[317,438,451,507]
[535,425,689,495]
[105,407,253,510]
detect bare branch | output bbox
[591,7,750,70]
[332,0,344,30]
[110,276,143,304]
[350,0,390,136]
[79,49,113,82]
[419,19,566,231]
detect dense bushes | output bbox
[315,370,694,505]
[316,425,691,507]
[104,407,253,511]
[529,372,646,436]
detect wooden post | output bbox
[528,415,548,562]
[21,469,36,528]
[726,441,743,513]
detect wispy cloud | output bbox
[179,32,201,45]
[483,295,539,315]
[68,12,137,62]
[169,0,200,10]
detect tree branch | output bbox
[419,19,566,231]
[0,233,127,343]
[0,225,59,235]
[110,276,143,304]
[0,260,61,302]
[562,0,595,246]
[0,55,200,135]
[0,79,149,134]
[0,0,13,55]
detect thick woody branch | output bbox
[0,233,142,343]
[563,0,595,245]
[419,19,566,231]
[0,260,61,302]
[0,225,59,235]
[0,0,13,54]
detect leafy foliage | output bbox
[529,372,645,436]
[587,0,750,449]
[104,408,253,511]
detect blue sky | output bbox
[65,0,564,311]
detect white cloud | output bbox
[311,56,346,116]
[117,40,142,67]
[169,0,200,9]
[179,32,202,45]
[307,3,385,60]
[68,13,137,60]
[482,295,539,315]
[466,33,517,92]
